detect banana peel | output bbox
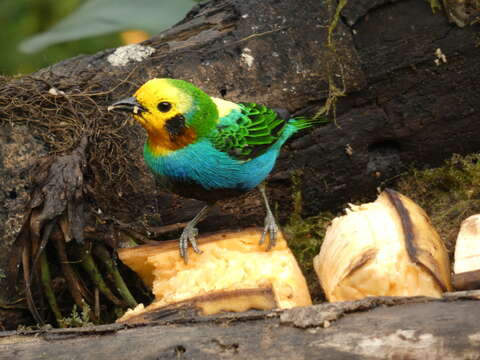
[314,189,452,302]
[119,287,277,323]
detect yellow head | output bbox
[109,78,218,155]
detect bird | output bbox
[108,78,321,263]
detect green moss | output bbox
[398,153,480,257]
[312,0,349,121]
[284,213,332,302]
[283,171,334,302]
[58,302,94,328]
[428,0,443,13]
[427,0,480,27]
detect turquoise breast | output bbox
[144,138,280,200]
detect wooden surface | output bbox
[1,293,480,359]
[1,0,480,328]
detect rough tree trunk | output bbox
[1,0,480,345]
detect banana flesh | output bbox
[314,189,452,302]
[118,228,312,321]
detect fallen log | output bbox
[1,0,480,328]
[1,292,480,359]
[2,0,480,237]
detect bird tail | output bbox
[288,116,329,131]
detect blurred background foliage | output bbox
[1,0,201,76]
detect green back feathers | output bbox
[210,102,328,161]
[211,103,288,160]
[287,116,326,130]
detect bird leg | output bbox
[258,183,279,250]
[179,204,212,263]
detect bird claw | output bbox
[179,225,202,264]
[259,211,279,250]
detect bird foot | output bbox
[179,224,203,264]
[259,211,279,250]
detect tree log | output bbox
[2,0,479,232]
[1,292,480,359]
[1,0,480,327]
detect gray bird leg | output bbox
[179,204,212,263]
[258,183,279,250]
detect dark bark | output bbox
[1,0,480,327]
[1,292,480,359]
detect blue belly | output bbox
[144,139,280,193]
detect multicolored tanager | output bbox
[109,78,319,262]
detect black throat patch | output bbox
[165,114,186,140]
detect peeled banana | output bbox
[453,215,480,290]
[118,228,311,322]
[314,189,452,302]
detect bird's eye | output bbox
[157,101,172,112]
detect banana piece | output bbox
[453,215,480,290]
[118,228,311,321]
[314,189,452,302]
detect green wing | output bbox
[210,102,288,161]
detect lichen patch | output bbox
[468,332,480,346]
[311,329,443,359]
[107,44,155,67]
[240,48,254,69]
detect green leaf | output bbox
[19,0,199,54]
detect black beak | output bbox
[108,97,146,114]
